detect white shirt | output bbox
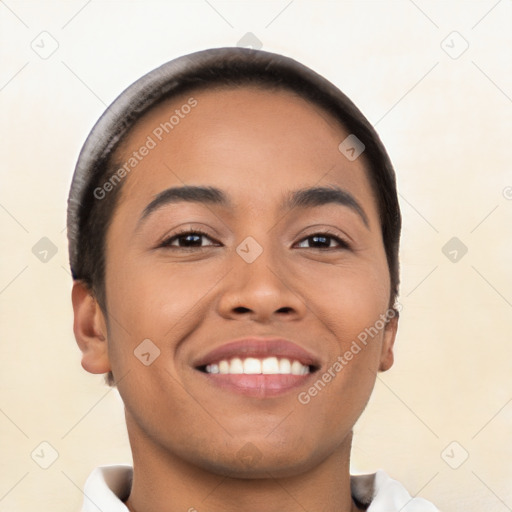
[81,464,440,511]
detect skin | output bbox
[72,85,398,512]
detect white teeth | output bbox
[230,357,244,374]
[218,360,230,374]
[279,358,291,374]
[291,360,307,375]
[261,357,280,374]
[205,357,310,375]
[243,357,261,374]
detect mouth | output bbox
[192,337,321,398]
[196,356,317,375]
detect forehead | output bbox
[111,85,378,220]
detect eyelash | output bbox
[159,228,351,251]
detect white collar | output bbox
[81,464,439,511]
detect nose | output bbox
[216,240,306,323]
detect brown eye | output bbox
[160,230,220,249]
[295,232,350,250]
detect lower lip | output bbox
[197,371,315,398]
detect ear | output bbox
[378,313,398,372]
[71,280,111,375]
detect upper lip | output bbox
[193,337,322,370]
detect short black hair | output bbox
[67,46,401,387]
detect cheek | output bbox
[104,255,222,356]
[298,254,391,339]
[293,261,390,430]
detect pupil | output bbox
[312,235,328,247]
[182,234,201,246]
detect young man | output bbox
[68,47,439,511]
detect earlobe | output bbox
[378,314,398,372]
[71,280,111,375]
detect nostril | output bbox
[233,306,251,313]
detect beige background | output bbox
[1,1,511,511]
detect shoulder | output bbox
[351,469,441,511]
[81,464,441,512]
[81,464,132,511]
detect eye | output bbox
[158,229,350,251]
[159,229,221,249]
[295,232,351,250]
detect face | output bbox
[78,85,397,477]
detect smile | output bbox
[202,356,311,375]
[192,337,321,397]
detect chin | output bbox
[193,445,320,480]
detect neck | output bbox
[123,412,363,512]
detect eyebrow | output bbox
[137,184,369,229]
[286,185,369,227]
